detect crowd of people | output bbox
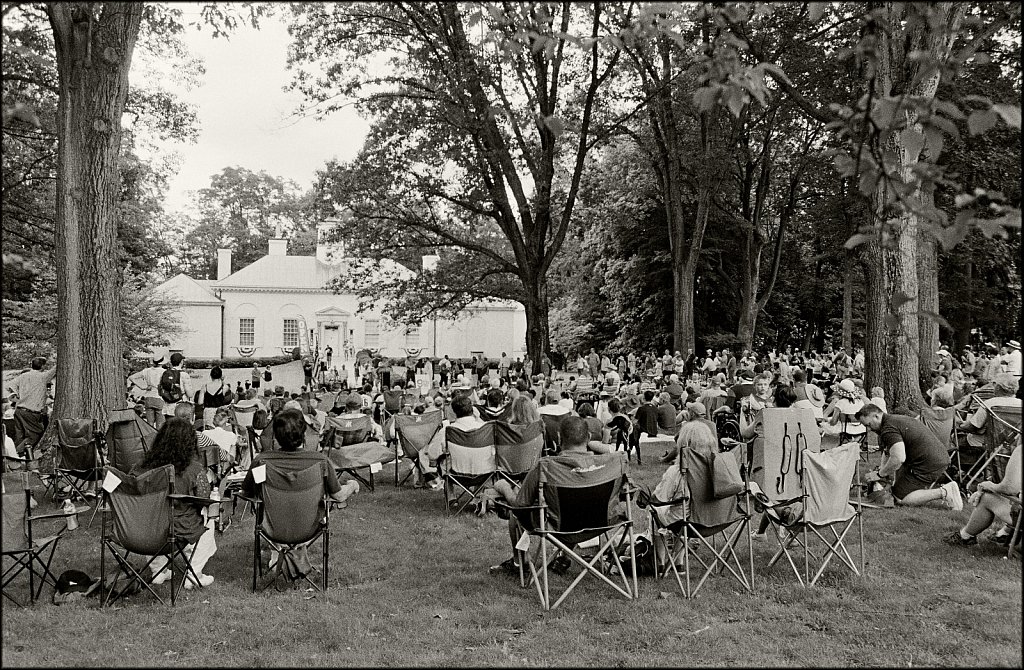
[2,336,1021,588]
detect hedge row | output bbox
[184,355,297,370]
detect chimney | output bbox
[268,238,288,256]
[217,248,232,280]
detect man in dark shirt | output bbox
[725,369,756,412]
[663,374,685,407]
[488,416,624,575]
[634,390,660,438]
[857,404,960,509]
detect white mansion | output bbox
[152,220,526,363]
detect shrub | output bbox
[126,355,296,374]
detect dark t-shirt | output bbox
[656,403,677,433]
[879,414,949,476]
[635,404,659,437]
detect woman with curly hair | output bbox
[137,417,217,589]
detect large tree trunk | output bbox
[47,3,143,433]
[842,252,854,352]
[736,246,760,351]
[863,2,963,413]
[669,186,708,354]
[917,231,940,384]
[523,276,550,366]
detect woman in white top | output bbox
[202,406,239,461]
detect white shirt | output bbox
[128,366,165,400]
[1006,349,1022,376]
[202,426,238,459]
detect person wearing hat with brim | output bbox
[957,373,1021,450]
[933,348,954,377]
[724,368,757,413]
[791,369,825,421]
[1004,339,1022,377]
[822,378,866,441]
[128,355,168,429]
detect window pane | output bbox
[283,319,298,348]
[240,318,255,347]
[365,320,379,348]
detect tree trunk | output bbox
[671,186,709,354]
[47,3,143,434]
[953,261,973,351]
[917,230,940,384]
[523,276,550,367]
[842,251,854,353]
[863,2,963,413]
[736,250,759,351]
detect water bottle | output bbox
[64,499,79,531]
[208,489,221,529]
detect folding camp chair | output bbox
[499,453,637,611]
[756,442,865,587]
[479,403,514,423]
[963,402,1021,491]
[105,408,156,474]
[323,414,394,492]
[442,423,497,515]
[2,471,80,606]
[393,411,445,488]
[642,448,753,598]
[251,461,331,592]
[100,465,214,606]
[48,418,105,527]
[541,413,568,456]
[494,420,544,487]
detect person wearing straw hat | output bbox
[933,348,954,377]
[1005,340,1021,377]
[822,378,866,440]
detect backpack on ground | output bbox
[158,369,183,403]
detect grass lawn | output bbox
[2,449,1021,667]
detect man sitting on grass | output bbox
[857,404,961,510]
[488,416,619,576]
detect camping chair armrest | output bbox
[644,495,689,508]
[168,494,218,506]
[492,500,545,513]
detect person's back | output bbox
[656,396,677,435]
[635,392,659,437]
[880,413,949,474]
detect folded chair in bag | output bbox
[100,465,213,606]
[393,411,445,488]
[2,471,79,605]
[641,448,753,598]
[323,414,394,492]
[500,453,637,611]
[756,442,865,587]
[442,423,496,515]
[105,408,156,474]
[48,418,105,527]
[252,461,331,592]
[963,403,1021,491]
[494,420,544,487]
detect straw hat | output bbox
[1008,340,1021,350]
[805,383,825,407]
[834,378,863,414]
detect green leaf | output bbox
[971,52,991,65]
[919,311,952,331]
[543,115,565,138]
[900,127,925,163]
[992,104,1021,129]
[844,233,873,249]
[726,89,746,118]
[692,86,718,113]
[967,109,998,136]
[871,98,901,130]
[807,2,826,24]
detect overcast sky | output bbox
[139,7,369,212]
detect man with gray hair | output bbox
[957,373,1020,450]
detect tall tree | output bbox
[47,2,145,423]
[288,2,621,361]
